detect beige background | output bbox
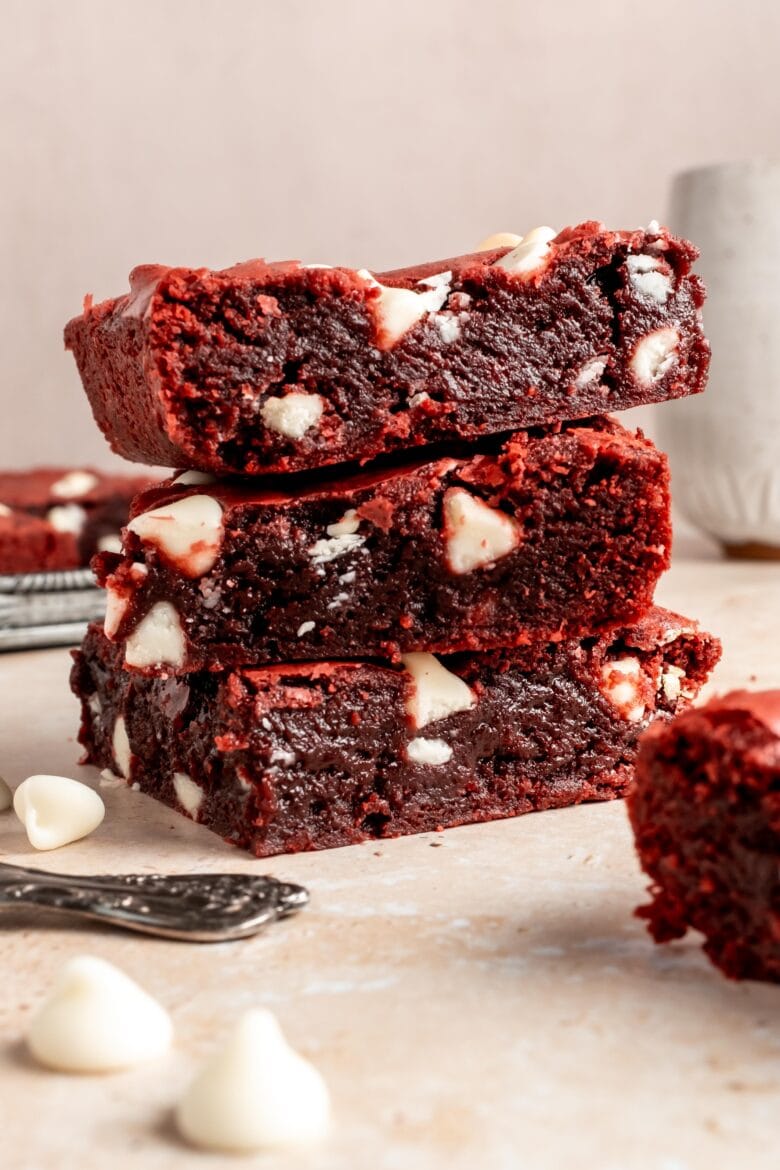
[1,0,778,469]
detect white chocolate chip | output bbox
[112,716,132,779]
[435,314,463,344]
[124,601,186,669]
[407,737,453,765]
[104,563,147,640]
[326,508,360,537]
[626,254,673,304]
[28,955,172,1073]
[176,1008,330,1153]
[96,533,123,554]
[401,652,475,729]
[600,657,646,722]
[359,269,451,348]
[0,776,12,812]
[173,470,216,486]
[261,393,324,440]
[270,747,297,766]
[13,775,105,851]
[50,470,98,499]
[661,664,685,702]
[443,488,521,574]
[475,232,523,252]
[173,772,203,819]
[575,356,608,389]
[128,494,223,578]
[296,621,315,637]
[631,327,679,386]
[492,226,557,276]
[308,533,365,565]
[47,503,87,535]
[0,503,12,517]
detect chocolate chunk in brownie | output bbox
[72,609,720,858]
[64,222,708,476]
[630,690,780,983]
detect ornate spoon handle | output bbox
[0,862,309,942]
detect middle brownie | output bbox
[98,417,670,673]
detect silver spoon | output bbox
[0,862,309,942]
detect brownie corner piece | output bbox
[72,609,719,859]
[64,222,708,475]
[629,689,780,983]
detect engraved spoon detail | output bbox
[0,863,309,942]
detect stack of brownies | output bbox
[65,221,720,857]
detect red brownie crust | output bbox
[64,222,708,476]
[97,418,671,672]
[72,609,720,858]
[630,690,780,982]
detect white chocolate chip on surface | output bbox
[28,955,172,1073]
[296,621,315,637]
[626,254,673,304]
[173,772,203,818]
[124,601,186,669]
[359,268,451,348]
[13,775,105,851]
[600,656,646,722]
[407,737,453,765]
[128,494,224,578]
[401,653,475,729]
[474,232,523,252]
[96,533,123,554]
[0,775,12,812]
[443,488,521,574]
[112,716,132,779]
[261,393,324,440]
[172,470,216,486]
[631,327,680,386]
[50,470,99,499]
[492,226,557,276]
[175,1008,330,1153]
[47,503,87,535]
[326,508,360,537]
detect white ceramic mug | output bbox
[658,160,780,555]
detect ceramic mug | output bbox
[658,159,780,556]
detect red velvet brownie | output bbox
[64,222,708,476]
[72,609,719,858]
[630,691,780,982]
[0,467,153,575]
[98,418,671,672]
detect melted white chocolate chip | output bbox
[173,772,203,818]
[600,656,646,722]
[124,601,186,669]
[112,716,132,779]
[475,231,523,251]
[28,955,172,1073]
[407,737,453,765]
[13,775,105,851]
[443,488,521,574]
[401,652,475,729]
[359,268,451,348]
[631,328,679,386]
[176,1009,330,1153]
[261,392,324,440]
[128,494,224,578]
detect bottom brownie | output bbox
[72,610,720,858]
[630,691,780,983]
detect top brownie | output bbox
[64,222,708,476]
